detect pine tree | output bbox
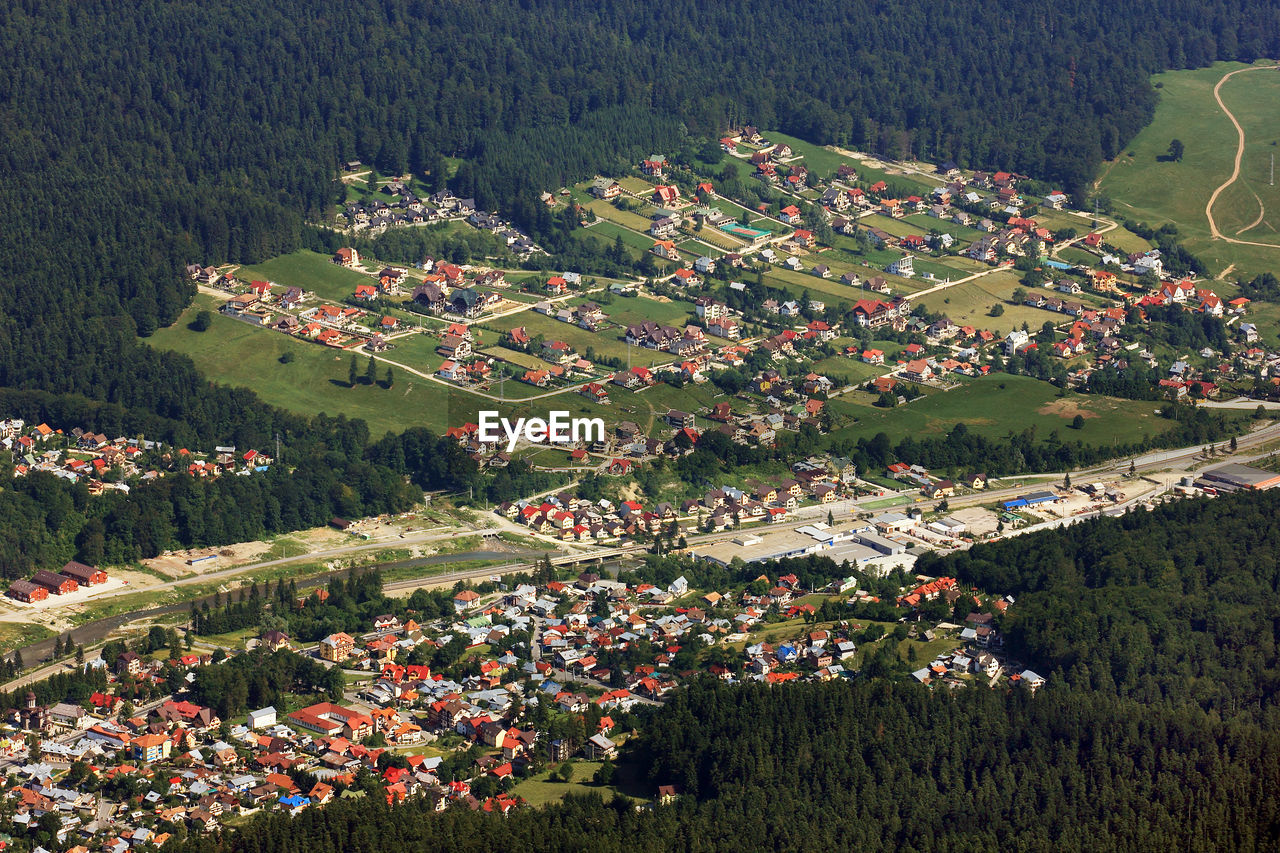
[366,354,378,385]
[384,366,394,388]
[349,355,359,388]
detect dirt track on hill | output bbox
[1205,65,1280,250]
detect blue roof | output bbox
[279,795,311,807]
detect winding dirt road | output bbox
[1204,65,1280,249]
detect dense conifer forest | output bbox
[148,490,1280,850]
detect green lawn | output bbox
[511,761,617,806]
[585,198,657,233]
[809,356,889,386]
[578,220,658,257]
[238,250,375,304]
[825,374,1177,452]
[903,213,984,242]
[1098,61,1280,277]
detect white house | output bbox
[247,707,277,729]
[1004,329,1029,355]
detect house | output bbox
[248,707,278,729]
[779,205,802,224]
[902,359,933,382]
[319,632,355,662]
[32,570,76,595]
[584,733,617,760]
[653,185,680,206]
[333,248,360,268]
[132,734,172,763]
[887,255,914,277]
[590,178,621,199]
[453,589,481,612]
[651,240,680,261]
[7,580,47,603]
[641,155,667,177]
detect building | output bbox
[1199,463,1280,492]
[319,632,355,662]
[32,569,77,595]
[132,733,172,763]
[60,561,107,586]
[287,703,373,740]
[584,733,617,760]
[7,580,47,603]
[248,707,278,729]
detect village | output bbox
[176,125,1280,478]
[0,419,274,492]
[0,544,1047,847]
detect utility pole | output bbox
[1271,152,1275,187]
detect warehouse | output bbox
[1199,463,1280,492]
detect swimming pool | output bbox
[1043,258,1073,270]
[719,222,771,240]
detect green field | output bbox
[915,271,1070,334]
[584,198,656,233]
[826,374,1176,450]
[1098,61,1280,277]
[238,250,376,304]
[147,295,530,433]
[763,132,937,196]
[484,310,656,366]
[808,356,889,386]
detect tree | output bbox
[1064,472,1072,489]
[366,354,378,386]
[989,303,1005,317]
[384,366,394,389]
[560,760,576,783]
[1167,139,1184,162]
[1071,414,1085,430]
[190,310,213,332]
[349,355,359,388]
[279,351,295,364]
[1230,435,1238,452]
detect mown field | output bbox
[1098,61,1280,278]
[826,374,1177,448]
